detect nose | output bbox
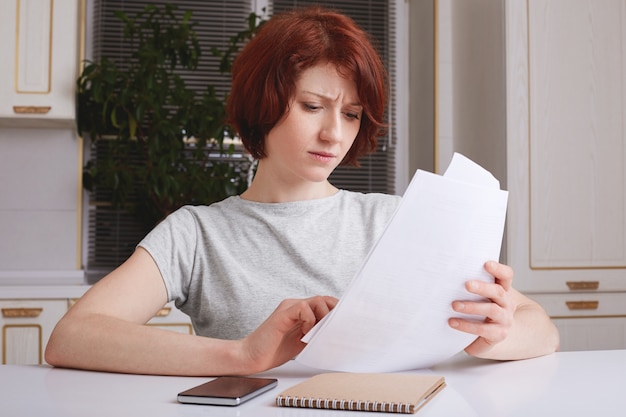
[320,111,342,144]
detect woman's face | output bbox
[262,62,363,186]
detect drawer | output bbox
[529,292,626,318]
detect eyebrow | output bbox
[301,90,362,107]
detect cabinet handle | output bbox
[155,307,171,317]
[2,308,43,318]
[566,281,599,291]
[565,301,599,310]
[12,105,51,114]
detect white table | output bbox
[2,350,625,416]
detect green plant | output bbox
[78,4,259,230]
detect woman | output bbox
[45,6,559,376]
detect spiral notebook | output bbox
[275,372,446,414]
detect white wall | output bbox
[449,0,507,186]
[0,127,83,285]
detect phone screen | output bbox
[177,376,278,406]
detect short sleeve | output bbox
[137,207,198,307]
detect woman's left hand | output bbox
[448,261,517,356]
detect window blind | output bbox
[85,0,397,280]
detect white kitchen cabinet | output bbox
[0,0,80,127]
[0,128,83,284]
[430,0,626,350]
[551,318,626,351]
[530,293,626,351]
[505,0,626,293]
[0,3,83,283]
[504,0,626,350]
[1,299,68,364]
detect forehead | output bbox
[295,63,358,99]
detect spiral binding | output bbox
[276,395,415,414]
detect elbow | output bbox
[44,327,63,367]
[44,321,73,368]
[534,318,560,357]
[549,321,561,353]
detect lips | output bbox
[309,151,336,163]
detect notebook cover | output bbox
[275,373,446,414]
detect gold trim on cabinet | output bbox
[566,281,599,291]
[75,0,86,270]
[565,301,599,311]
[2,308,43,318]
[155,307,171,317]
[76,135,84,269]
[12,105,51,114]
[2,324,43,364]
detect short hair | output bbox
[226,6,388,166]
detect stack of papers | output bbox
[296,153,509,372]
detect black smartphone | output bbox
[177,376,278,406]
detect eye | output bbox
[303,103,321,112]
[345,111,361,121]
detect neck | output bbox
[241,165,338,203]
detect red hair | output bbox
[226,6,388,166]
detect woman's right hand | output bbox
[239,296,338,373]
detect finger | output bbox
[292,301,317,334]
[465,280,507,305]
[295,297,334,334]
[449,318,508,343]
[274,296,338,335]
[485,261,513,290]
[323,295,339,309]
[452,299,507,324]
[309,297,332,319]
[308,296,339,322]
[319,295,338,313]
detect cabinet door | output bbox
[505,0,626,292]
[1,299,68,364]
[0,0,79,126]
[553,318,626,351]
[0,127,82,281]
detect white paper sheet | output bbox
[296,153,509,372]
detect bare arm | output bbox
[45,247,336,376]
[449,261,560,360]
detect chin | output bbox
[304,170,335,183]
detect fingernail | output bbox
[449,319,459,328]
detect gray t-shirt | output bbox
[138,190,400,340]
